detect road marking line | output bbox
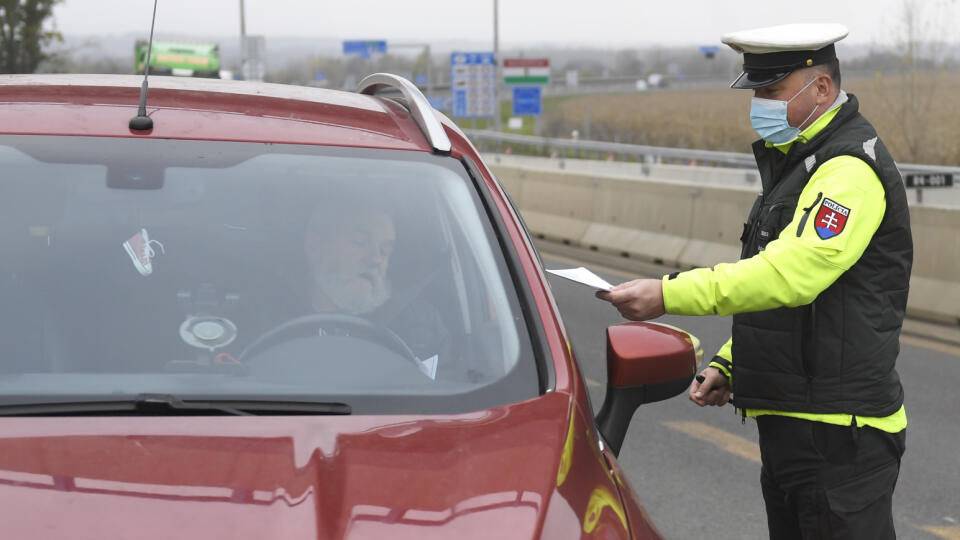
[924,526,960,540]
[585,377,602,388]
[662,420,761,464]
[663,423,959,539]
[664,421,958,540]
[901,335,960,358]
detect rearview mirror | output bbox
[595,322,700,456]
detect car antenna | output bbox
[129,0,159,131]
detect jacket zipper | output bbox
[738,199,784,424]
[804,302,817,403]
[757,202,784,251]
[742,195,765,258]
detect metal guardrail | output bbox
[463,129,960,177]
[465,129,756,168]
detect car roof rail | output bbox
[357,73,452,154]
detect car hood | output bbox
[0,393,572,540]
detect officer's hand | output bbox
[595,278,665,321]
[689,367,731,407]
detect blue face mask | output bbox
[750,77,820,144]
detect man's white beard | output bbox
[316,265,392,315]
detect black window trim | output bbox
[458,155,556,394]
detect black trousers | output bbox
[756,415,906,540]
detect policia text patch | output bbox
[814,198,850,240]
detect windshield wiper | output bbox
[0,394,351,417]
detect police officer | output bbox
[596,23,911,539]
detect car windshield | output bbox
[0,135,540,414]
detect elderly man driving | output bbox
[299,195,448,377]
[304,202,396,316]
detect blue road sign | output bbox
[315,72,326,81]
[342,40,387,59]
[415,74,427,85]
[512,86,542,116]
[428,96,451,111]
[450,52,496,118]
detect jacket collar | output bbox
[750,93,862,193]
[770,90,850,153]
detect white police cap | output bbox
[722,23,849,89]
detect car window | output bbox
[0,135,539,413]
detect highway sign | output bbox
[342,40,387,59]
[512,86,542,116]
[700,45,719,59]
[904,173,954,188]
[241,35,266,82]
[450,52,496,118]
[504,58,550,85]
[428,96,451,111]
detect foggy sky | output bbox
[52,0,957,48]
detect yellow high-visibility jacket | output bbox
[661,97,906,432]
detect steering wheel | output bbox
[237,312,421,366]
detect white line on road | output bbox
[901,335,960,358]
[923,526,960,540]
[662,420,761,464]
[662,420,956,539]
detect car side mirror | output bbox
[595,322,701,456]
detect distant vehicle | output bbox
[135,40,221,78]
[646,73,667,89]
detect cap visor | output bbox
[730,70,792,89]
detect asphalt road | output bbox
[541,253,960,540]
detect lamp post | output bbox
[493,0,501,132]
[239,0,247,79]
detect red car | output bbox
[0,73,700,539]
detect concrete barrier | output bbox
[904,206,960,322]
[491,162,960,325]
[487,154,960,210]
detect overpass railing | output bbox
[463,129,960,177]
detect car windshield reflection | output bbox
[0,136,539,413]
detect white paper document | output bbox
[546,267,614,291]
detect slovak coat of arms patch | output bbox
[814,198,850,239]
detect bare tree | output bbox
[0,0,62,74]
[873,0,955,163]
[614,49,644,77]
